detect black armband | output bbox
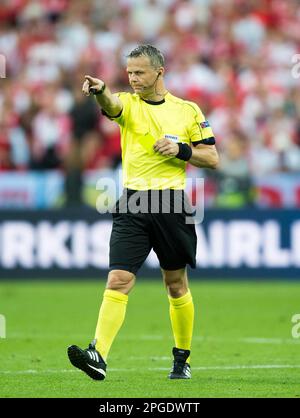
[176,143,192,161]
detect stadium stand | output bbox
[0,0,300,207]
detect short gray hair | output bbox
[127,45,164,68]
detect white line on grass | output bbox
[240,337,299,344]
[195,336,300,345]
[150,365,300,371]
[7,334,300,345]
[130,356,171,361]
[1,365,300,375]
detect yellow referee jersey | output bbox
[107,91,215,190]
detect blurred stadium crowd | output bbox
[0,0,300,206]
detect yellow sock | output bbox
[168,289,194,363]
[94,289,128,361]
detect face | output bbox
[126,56,162,95]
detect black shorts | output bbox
[109,189,197,274]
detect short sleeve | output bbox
[186,101,215,146]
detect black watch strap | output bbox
[90,83,106,95]
[176,143,192,161]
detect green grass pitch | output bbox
[0,279,299,398]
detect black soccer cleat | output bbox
[67,339,106,380]
[168,347,191,379]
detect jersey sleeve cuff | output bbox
[192,137,215,146]
[101,108,123,120]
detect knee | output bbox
[167,281,187,298]
[163,270,188,298]
[107,270,135,294]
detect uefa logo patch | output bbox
[199,121,210,129]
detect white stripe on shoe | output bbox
[87,364,106,376]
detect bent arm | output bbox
[153,139,219,169]
[189,144,219,169]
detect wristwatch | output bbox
[90,83,106,95]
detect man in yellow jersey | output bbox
[67,45,219,381]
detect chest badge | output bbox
[164,134,179,143]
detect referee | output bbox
[67,45,219,380]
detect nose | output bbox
[129,74,138,83]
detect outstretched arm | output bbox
[82,75,123,117]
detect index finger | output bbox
[84,75,97,83]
